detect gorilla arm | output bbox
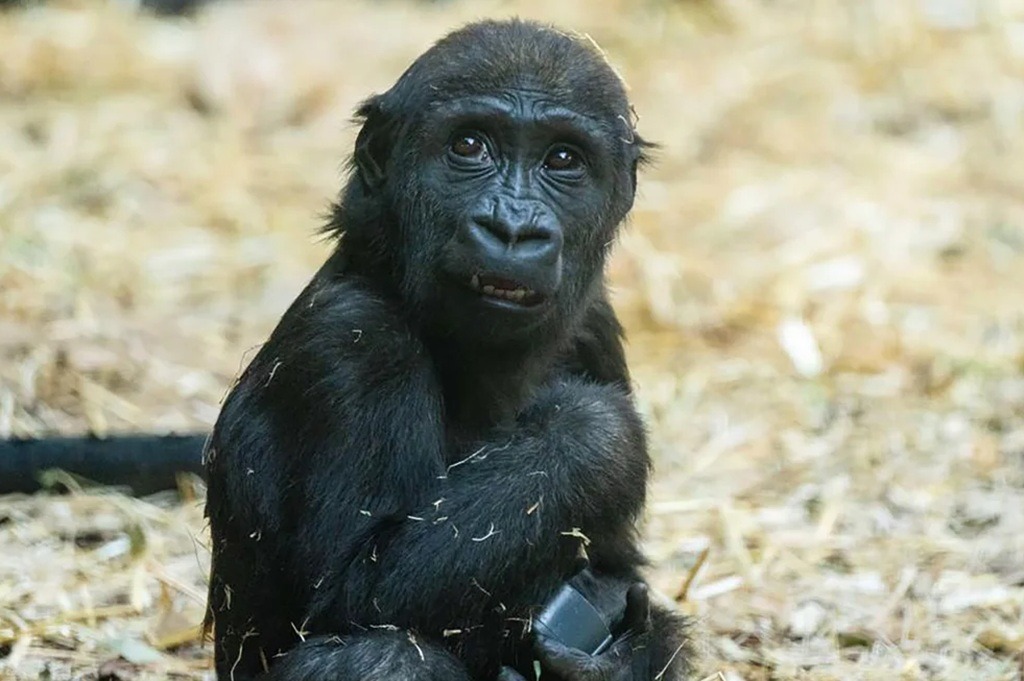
[324,376,650,631]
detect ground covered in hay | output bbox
[1,1,1023,679]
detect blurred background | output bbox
[1,0,1023,679]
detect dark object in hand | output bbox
[534,569,618,657]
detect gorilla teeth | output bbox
[490,287,530,302]
[469,274,536,304]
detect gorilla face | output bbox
[337,19,649,345]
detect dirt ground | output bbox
[1,0,1023,679]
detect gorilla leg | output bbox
[263,631,471,681]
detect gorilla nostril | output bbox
[472,216,510,245]
[472,215,553,247]
[516,224,554,243]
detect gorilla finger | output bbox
[622,583,651,633]
[571,554,591,575]
[534,635,599,680]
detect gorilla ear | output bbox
[352,95,395,191]
[630,135,658,193]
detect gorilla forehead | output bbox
[383,19,634,126]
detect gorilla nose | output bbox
[467,211,561,263]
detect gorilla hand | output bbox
[535,584,653,681]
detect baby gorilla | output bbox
[203,18,690,681]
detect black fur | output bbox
[204,19,687,681]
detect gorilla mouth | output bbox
[468,273,544,307]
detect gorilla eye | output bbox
[543,147,583,172]
[450,134,487,159]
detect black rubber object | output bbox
[534,579,614,656]
[0,433,207,495]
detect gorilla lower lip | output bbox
[468,274,541,306]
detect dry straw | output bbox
[1,0,1023,679]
